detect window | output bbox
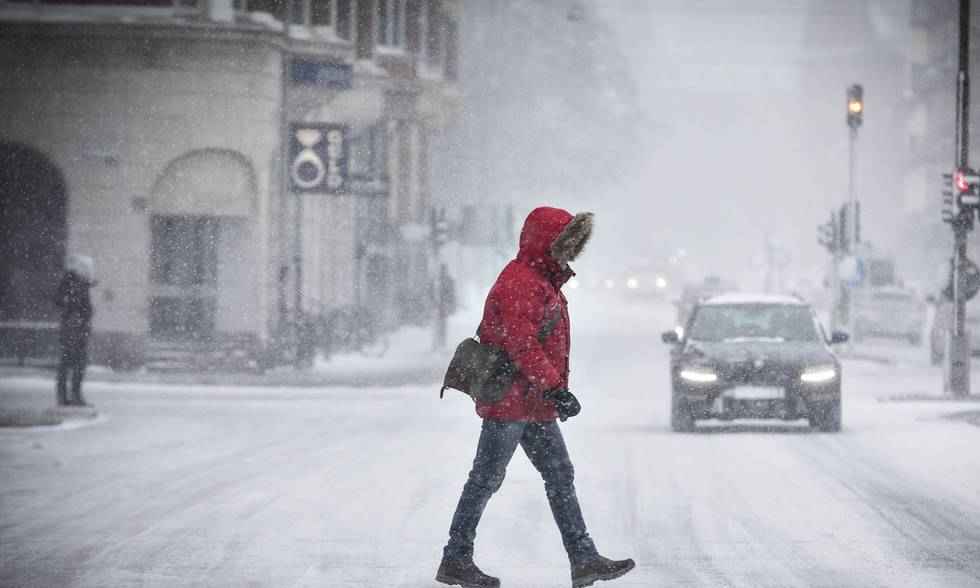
[348,124,387,181]
[34,0,180,5]
[444,15,457,80]
[311,0,330,26]
[246,0,285,21]
[424,0,442,67]
[151,216,218,287]
[355,0,374,59]
[336,0,352,39]
[377,0,405,48]
[406,0,422,54]
[289,0,303,24]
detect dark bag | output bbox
[440,313,560,404]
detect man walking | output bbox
[55,255,94,407]
[437,207,634,588]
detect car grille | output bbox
[720,361,798,386]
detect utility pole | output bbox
[280,0,308,367]
[818,211,841,330]
[845,84,863,338]
[946,0,972,397]
[432,207,450,350]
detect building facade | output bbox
[900,0,974,283]
[0,0,460,368]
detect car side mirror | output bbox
[662,330,680,344]
[829,331,849,345]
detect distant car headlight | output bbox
[626,277,639,289]
[679,368,718,383]
[800,365,837,384]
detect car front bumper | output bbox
[675,379,839,420]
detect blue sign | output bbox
[290,60,353,90]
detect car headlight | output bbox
[800,365,837,384]
[679,368,718,383]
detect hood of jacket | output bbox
[516,206,593,285]
[66,254,95,284]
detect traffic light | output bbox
[945,168,980,228]
[955,167,980,207]
[818,211,838,253]
[943,172,957,224]
[847,84,863,129]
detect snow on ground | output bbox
[2,294,980,587]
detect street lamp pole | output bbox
[843,84,863,335]
[846,124,858,337]
[946,0,972,397]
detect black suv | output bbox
[662,294,847,433]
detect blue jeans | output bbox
[444,419,598,565]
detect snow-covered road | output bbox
[2,298,980,587]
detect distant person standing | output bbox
[55,255,94,407]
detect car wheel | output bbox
[670,392,696,433]
[809,400,841,433]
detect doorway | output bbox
[0,143,67,324]
[149,215,218,341]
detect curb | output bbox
[0,405,101,430]
[0,364,446,389]
[946,410,980,427]
[878,394,980,403]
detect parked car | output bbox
[662,293,846,433]
[851,286,926,344]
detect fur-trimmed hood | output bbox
[516,207,594,280]
[550,211,594,265]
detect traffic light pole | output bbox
[946,0,971,397]
[845,125,858,338]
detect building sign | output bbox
[290,60,353,90]
[289,124,348,194]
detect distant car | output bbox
[673,276,736,329]
[928,297,980,365]
[852,286,926,344]
[662,293,847,433]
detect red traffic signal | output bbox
[955,167,980,208]
[955,168,980,193]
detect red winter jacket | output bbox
[475,207,576,422]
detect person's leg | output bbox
[521,421,597,565]
[70,355,87,406]
[443,419,525,561]
[55,353,69,406]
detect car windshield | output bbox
[687,304,820,343]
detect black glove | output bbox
[544,388,581,422]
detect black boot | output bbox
[571,555,635,588]
[435,557,500,588]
